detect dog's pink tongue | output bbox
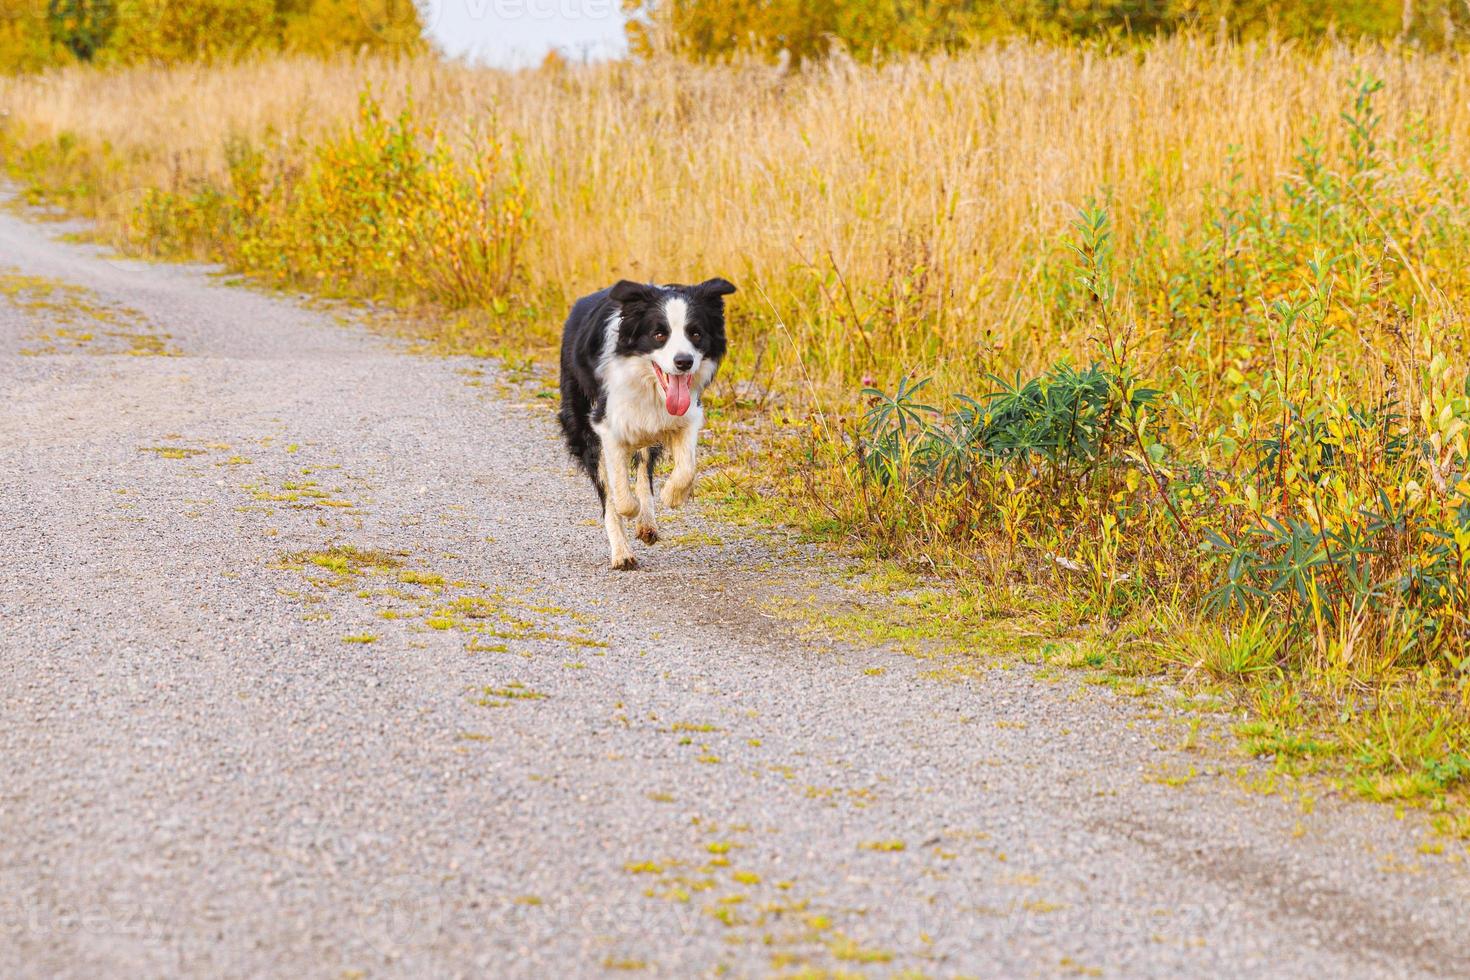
[666,373,692,416]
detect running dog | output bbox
[558,278,736,569]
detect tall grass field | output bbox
[4,38,1470,808]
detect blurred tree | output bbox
[626,0,1469,62]
[2,0,426,71]
[47,0,115,60]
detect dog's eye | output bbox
[653,330,668,342]
[688,331,701,342]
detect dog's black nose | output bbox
[673,353,694,372]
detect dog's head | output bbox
[609,277,736,416]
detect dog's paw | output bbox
[636,524,659,545]
[610,553,638,571]
[660,481,691,509]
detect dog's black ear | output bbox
[610,280,656,305]
[694,277,737,297]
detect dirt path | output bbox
[1,207,1467,979]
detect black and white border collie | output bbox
[558,278,736,569]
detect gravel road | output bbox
[2,205,1468,979]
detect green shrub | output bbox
[199,93,532,308]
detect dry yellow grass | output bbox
[4,39,1469,385]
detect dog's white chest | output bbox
[595,357,702,449]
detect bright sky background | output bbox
[422,0,630,67]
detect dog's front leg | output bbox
[597,453,637,570]
[660,423,699,509]
[603,493,638,570]
[603,438,639,519]
[635,449,658,544]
